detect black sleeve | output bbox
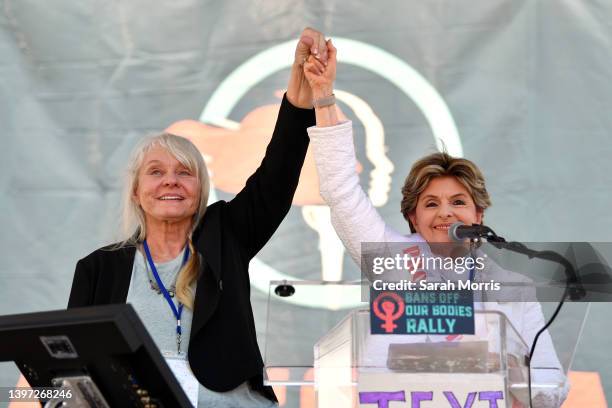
[67,258,93,308]
[225,94,314,259]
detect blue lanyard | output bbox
[143,239,190,354]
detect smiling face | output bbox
[408,176,483,244]
[133,146,200,227]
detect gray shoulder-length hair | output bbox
[120,132,210,243]
[118,133,210,310]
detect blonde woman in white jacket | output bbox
[303,41,568,407]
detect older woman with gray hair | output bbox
[24,28,328,408]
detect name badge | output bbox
[163,351,199,407]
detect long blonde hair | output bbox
[120,133,210,309]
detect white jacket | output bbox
[308,120,568,407]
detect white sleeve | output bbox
[308,121,410,267]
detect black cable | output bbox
[525,285,568,408]
[482,233,576,408]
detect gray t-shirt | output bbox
[127,248,275,407]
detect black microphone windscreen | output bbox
[448,222,465,242]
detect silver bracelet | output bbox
[313,94,336,109]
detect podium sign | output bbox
[358,373,504,408]
[370,289,475,335]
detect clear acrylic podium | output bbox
[264,281,586,408]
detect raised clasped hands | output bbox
[303,39,337,102]
[287,27,329,108]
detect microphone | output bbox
[448,222,495,242]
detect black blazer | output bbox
[67,96,314,402]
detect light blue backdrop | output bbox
[1,1,611,406]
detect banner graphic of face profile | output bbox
[167,38,460,309]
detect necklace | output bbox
[141,246,188,298]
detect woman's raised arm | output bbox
[305,41,411,266]
[225,28,325,258]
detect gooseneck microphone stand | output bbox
[474,225,585,408]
